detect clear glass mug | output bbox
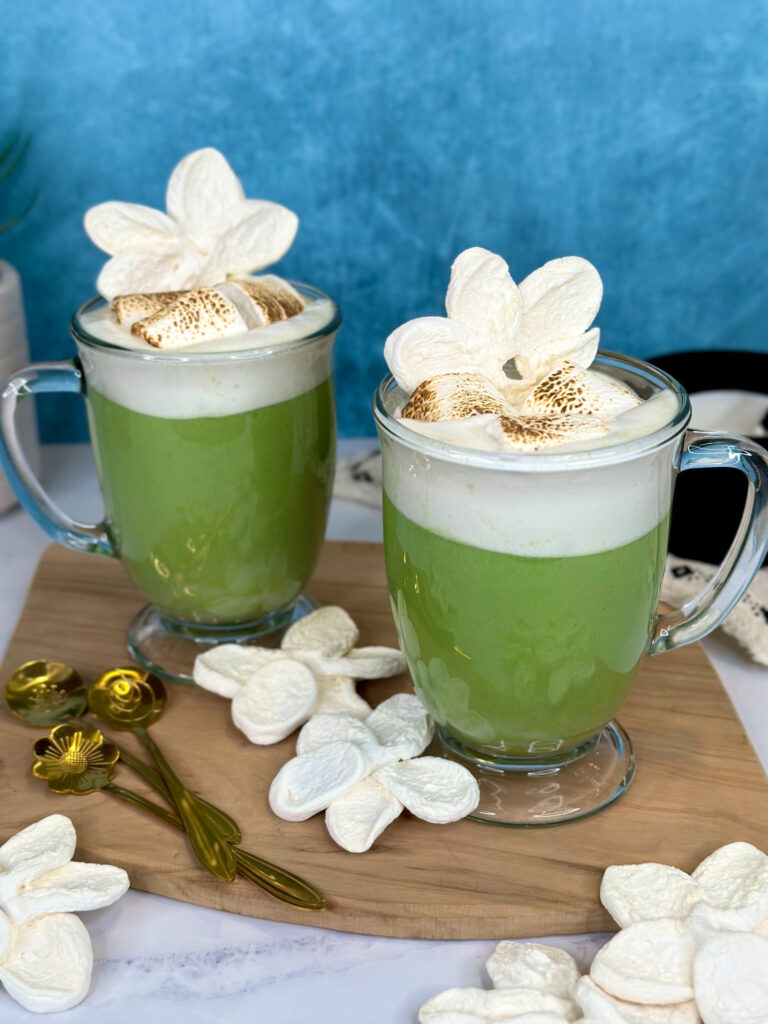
[374,352,768,825]
[0,285,340,682]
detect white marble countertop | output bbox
[0,441,766,1023]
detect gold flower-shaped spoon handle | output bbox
[89,669,237,883]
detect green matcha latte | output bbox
[74,285,338,626]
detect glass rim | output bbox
[70,280,342,363]
[373,350,692,472]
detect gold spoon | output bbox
[6,661,241,844]
[87,667,238,882]
[31,722,325,910]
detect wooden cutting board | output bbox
[1,543,766,940]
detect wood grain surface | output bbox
[0,543,766,940]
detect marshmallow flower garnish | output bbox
[0,814,128,1014]
[193,606,407,745]
[270,694,480,852]
[84,147,298,300]
[416,842,768,1024]
[384,247,641,451]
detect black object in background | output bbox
[650,351,768,568]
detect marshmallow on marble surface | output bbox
[486,941,580,1001]
[600,863,702,929]
[590,919,696,1005]
[0,815,128,1015]
[574,976,701,1024]
[418,985,576,1023]
[693,931,768,1024]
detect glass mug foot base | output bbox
[127,595,318,684]
[436,721,635,826]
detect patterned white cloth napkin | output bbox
[332,450,768,665]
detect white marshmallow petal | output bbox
[575,976,701,1024]
[590,919,695,1005]
[0,815,75,897]
[376,757,479,824]
[3,862,129,925]
[231,660,318,745]
[384,316,487,395]
[693,932,768,1024]
[202,201,299,279]
[314,675,372,720]
[445,247,521,348]
[269,741,369,821]
[418,986,576,1023]
[691,841,768,931]
[365,693,434,759]
[486,941,580,1000]
[84,201,180,255]
[325,776,403,853]
[304,646,407,680]
[281,606,359,658]
[0,909,10,962]
[0,913,92,1014]
[507,1015,571,1024]
[600,863,701,928]
[518,256,603,345]
[165,147,245,251]
[193,644,287,698]
[296,713,379,758]
[515,327,600,381]
[95,243,202,301]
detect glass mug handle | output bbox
[0,361,115,556]
[650,429,768,655]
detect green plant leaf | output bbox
[0,133,30,186]
[0,187,38,235]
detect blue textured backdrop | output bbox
[1,0,767,441]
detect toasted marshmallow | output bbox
[131,286,246,348]
[523,362,642,419]
[113,291,185,325]
[231,275,305,322]
[488,412,610,451]
[402,372,508,422]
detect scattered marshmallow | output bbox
[693,931,768,1024]
[325,776,403,854]
[691,842,768,932]
[85,148,298,300]
[590,919,696,1005]
[418,985,576,1023]
[575,976,701,1024]
[192,606,406,745]
[270,694,477,852]
[600,863,702,928]
[0,815,128,1014]
[486,941,580,1001]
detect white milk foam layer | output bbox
[381,387,684,558]
[76,296,336,420]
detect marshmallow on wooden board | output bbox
[693,931,768,1024]
[269,741,370,821]
[192,606,403,745]
[418,985,577,1023]
[600,863,702,929]
[691,842,768,931]
[485,941,580,1001]
[375,757,480,824]
[296,714,382,763]
[574,976,701,1024]
[590,919,696,1005]
[325,776,403,854]
[364,693,434,760]
[231,660,318,745]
